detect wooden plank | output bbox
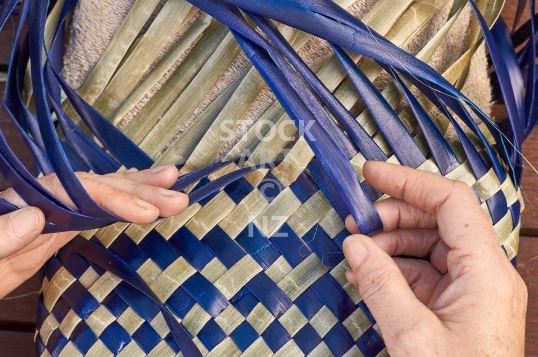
[498,2,538,235]
[0,17,15,65]
[518,236,538,356]
[522,130,538,235]
[0,275,40,328]
[0,330,36,357]
[494,104,538,234]
[0,85,35,190]
[502,0,531,30]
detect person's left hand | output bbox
[0,165,188,298]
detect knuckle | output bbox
[452,181,479,203]
[487,269,525,302]
[75,172,92,180]
[452,181,470,193]
[40,173,58,187]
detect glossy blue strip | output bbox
[68,236,203,357]
[236,226,281,269]
[303,226,344,268]
[271,224,312,268]
[388,68,459,175]
[203,226,246,268]
[234,32,382,234]
[525,0,538,135]
[235,14,356,159]
[219,0,516,176]
[333,47,426,168]
[469,1,524,162]
[3,1,50,170]
[325,324,355,356]
[307,158,353,219]
[261,320,290,352]
[246,273,293,317]
[170,228,216,271]
[174,160,235,191]
[28,0,115,218]
[53,71,154,170]
[312,274,356,321]
[49,96,121,174]
[251,15,386,161]
[220,0,489,112]
[43,7,123,174]
[188,162,278,204]
[182,274,229,317]
[404,75,508,183]
[229,322,257,351]
[0,0,526,237]
[0,0,17,31]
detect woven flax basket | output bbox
[0,0,532,356]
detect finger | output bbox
[343,235,439,341]
[363,161,459,213]
[393,258,442,305]
[0,165,181,209]
[373,229,449,274]
[0,207,45,259]
[345,198,436,234]
[73,179,161,224]
[346,257,443,305]
[363,161,501,260]
[109,165,179,188]
[84,176,188,217]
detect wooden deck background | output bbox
[0,2,537,356]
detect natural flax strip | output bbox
[13,0,524,356]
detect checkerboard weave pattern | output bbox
[35,150,523,356]
[34,1,524,356]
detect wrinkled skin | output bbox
[344,161,527,356]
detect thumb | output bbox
[0,207,45,259]
[343,235,439,342]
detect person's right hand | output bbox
[343,161,527,356]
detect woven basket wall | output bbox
[35,0,523,356]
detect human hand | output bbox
[0,166,188,298]
[343,161,527,356]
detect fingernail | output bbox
[11,208,41,239]
[159,189,186,199]
[150,166,171,174]
[135,199,157,212]
[343,236,369,270]
[126,168,138,173]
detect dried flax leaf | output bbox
[332,0,449,112]
[121,21,228,144]
[171,0,426,167]
[356,1,468,137]
[139,0,361,161]
[71,0,162,104]
[111,12,214,126]
[155,81,242,166]
[61,0,162,121]
[92,0,198,117]
[138,32,246,156]
[69,0,503,276]
[226,0,451,164]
